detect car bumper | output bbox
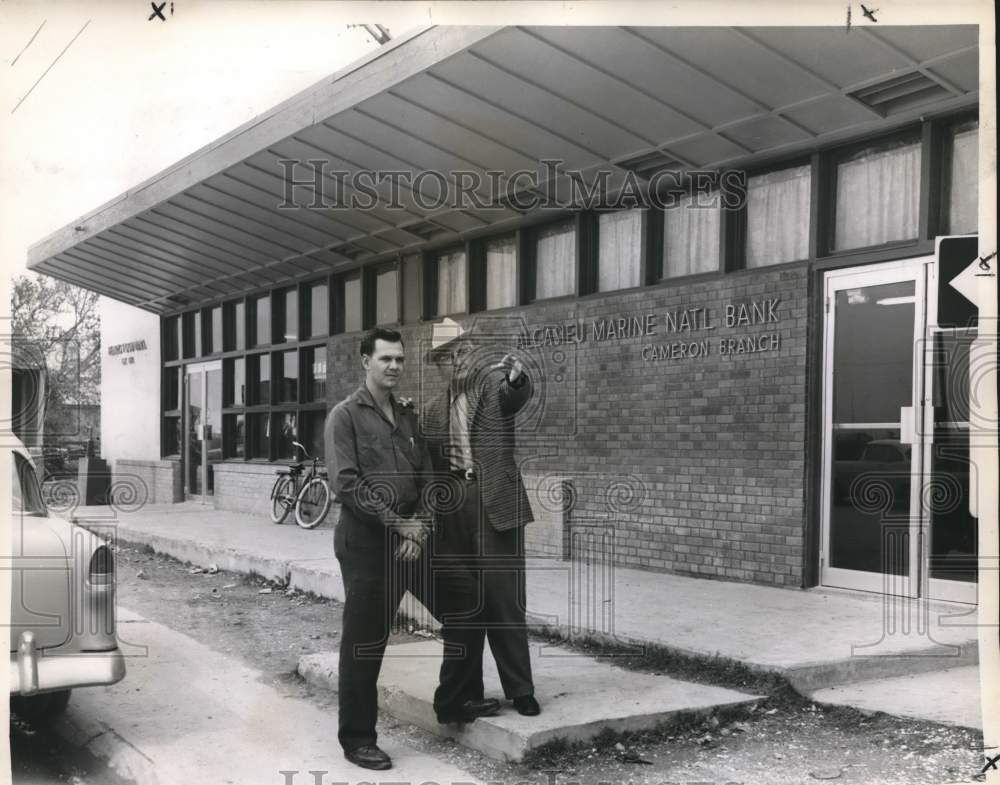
[9,631,126,695]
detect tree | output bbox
[11,273,101,444]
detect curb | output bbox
[100,524,979,696]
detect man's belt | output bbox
[450,467,476,481]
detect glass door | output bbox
[820,259,927,596]
[184,360,222,500]
[924,270,978,604]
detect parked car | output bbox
[8,438,125,721]
[833,439,912,508]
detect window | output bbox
[299,410,327,460]
[182,311,200,358]
[164,316,180,361]
[663,193,720,278]
[834,135,921,250]
[277,350,298,403]
[307,281,329,338]
[209,306,223,354]
[250,294,271,347]
[223,414,245,459]
[278,288,298,343]
[437,250,467,315]
[343,274,362,333]
[535,220,575,300]
[223,357,245,407]
[304,346,327,403]
[163,416,181,457]
[13,453,46,515]
[401,254,422,322]
[944,119,978,235]
[746,164,811,267]
[485,236,517,309]
[275,412,298,460]
[375,266,399,324]
[247,413,270,459]
[598,210,642,291]
[249,353,271,405]
[224,300,245,351]
[164,366,180,411]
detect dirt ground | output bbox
[113,542,988,785]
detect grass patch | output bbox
[528,624,799,703]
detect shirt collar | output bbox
[354,385,398,420]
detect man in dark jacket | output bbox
[325,326,498,771]
[422,324,541,720]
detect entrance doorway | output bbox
[819,257,977,604]
[184,360,222,500]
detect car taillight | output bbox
[89,545,114,586]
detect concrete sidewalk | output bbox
[301,639,764,761]
[72,502,982,725]
[55,606,486,784]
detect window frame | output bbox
[825,126,925,257]
[938,112,979,236]
[740,156,813,270]
[159,113,974,469]
[526,216,578,304]
[425,245,469,318]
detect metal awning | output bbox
[27,25,978,314]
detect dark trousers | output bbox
[432,477,534,713]
[334,516,432,752]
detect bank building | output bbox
[27,25,987,606]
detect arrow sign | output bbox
[936,236,980,328]
[948,256,982,309]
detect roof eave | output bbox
[26,24,503,271]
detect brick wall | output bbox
[113,459,182,504]
[214,462,283,514]
[325,262,810,588]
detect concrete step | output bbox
[809,666,983,730]
[299,640,763,762]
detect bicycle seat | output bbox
[288,462,305,471]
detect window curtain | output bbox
[948,125,978,234]
[343,275,362,332]
[437,250,467,315]
[834,140,920,250]
[663,194,719,278]
[598,210,642,292]
[746,165,811,267]
[535,221,576,299]
[375,267,398,324]
[485,236,517,310]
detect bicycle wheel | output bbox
[295,476,331,529]
[271,475,295,524]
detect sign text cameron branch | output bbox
[521,298,781,362]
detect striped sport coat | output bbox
[422,368,534,531]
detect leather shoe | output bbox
[344,744,392,770]
[436,698,501,724]
[513,695,541,716]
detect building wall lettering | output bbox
[107,339,148,356]
[522,297,782,362]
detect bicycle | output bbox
[270,441,332,529]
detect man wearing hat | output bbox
[423,318,541,721]
[326,326,499,770]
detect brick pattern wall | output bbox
[114,459,182,504]
[213,462,284,514]
[325,263,809,588]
